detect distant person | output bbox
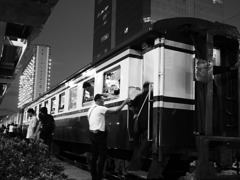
[8,123,16,137]
[38,107,55,155]
[16,124,24,140]
[26,108,38,140]
[6,124,10,135]
[1,124,6,134]
[88,94,130,180]
[83,81,114,101]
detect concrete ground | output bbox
[52,157,91,180]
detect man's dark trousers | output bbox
[90,131,107,180]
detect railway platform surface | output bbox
[51,157,91,180]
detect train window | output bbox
[83,79,95,105]
[39,104,42,111]
[69,86,77,110]
[44,101,48,107]
[58,92,65,112]
[50,97,56,114]
[24,111,28,122]
[26,111,30,121]
[103,66,120,100]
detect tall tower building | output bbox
[93,0,224,61]
[18,45,51,108]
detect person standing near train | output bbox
[26,108,38,140]
[128,82,153,171]
[38,107,55,155]
[88,94,130,180]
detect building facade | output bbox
[18,45,51,108]
[93,0,223,61]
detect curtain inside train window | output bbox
[69,86,77,110]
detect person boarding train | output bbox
[87,94,130,180]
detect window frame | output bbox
[50,97,56,114]
[44,100,48,108]
[82,78,95,106]
[103,65,121,101]
[68,86,78,110]
[58,92,65,112]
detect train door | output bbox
[212,38,239,137]
[127,48,154,142]
[191,25,240,137]
[142,49,155,141]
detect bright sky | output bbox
[0,0,240,115]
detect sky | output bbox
[37,0,94,87]
[0,0,240,115]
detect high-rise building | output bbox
[93,0,224,61]
[18,45,51,108]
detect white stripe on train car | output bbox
[96,49,141,71]
[53,105,129,121]
[153,101,195,110]
[165,39,195,51]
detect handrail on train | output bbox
[127,85,153,142]
[148,83,153,141]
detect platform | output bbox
[51,157,91,180]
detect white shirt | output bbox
[9,125,15,133]
[26,115,38,139]
[88,104,108,132]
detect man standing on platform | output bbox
[88,94,130,180]
[38,107,55,155]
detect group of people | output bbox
[83,80,120,103]
[1,123,23,138]
[87,82,151,180]
[26,107,55,153]
[0,107,55,155]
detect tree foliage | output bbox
[0,135,68,180]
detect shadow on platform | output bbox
[51,157,91,180]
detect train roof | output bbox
[96,17,240,63]
[152,17,239,42]
[22,18,240,108]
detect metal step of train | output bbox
[125,170,148,180]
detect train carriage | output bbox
[10,17,240,179]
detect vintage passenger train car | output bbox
[2,18,240,179]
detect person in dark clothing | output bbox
[1,124,6,134]
[128,82,153,171]
[38,107,55,155]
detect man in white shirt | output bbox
[8,123,16,137]
[88,94,130,180]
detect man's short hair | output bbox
[27,108,35,114]
[40,107,48,114]
[143,81,150,89]
[83,82,91,88]
[94,94,103,102]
